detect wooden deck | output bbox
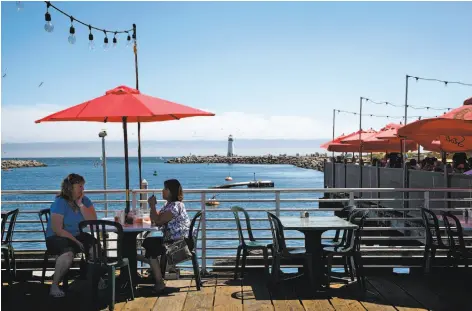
[2,270,472,311]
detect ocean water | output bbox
[1,157,327,266]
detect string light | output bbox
[68,16,76,44]
[88,25,95,50]
[37,1,133,51]
[364,97,452,111]
[16,1,24,11]
[126,32,131,47]
[408,75,472,87]
[336,109,425,120]
[103,30,109,51]
[44,2,54,33]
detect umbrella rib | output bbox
[170,114,180,120]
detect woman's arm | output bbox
[150,205,173,226]
[50,213,83,249]
[78,196,97,221]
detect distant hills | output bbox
[2,139,329,158]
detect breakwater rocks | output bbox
[2,160,47,170]
[166,155,327,172]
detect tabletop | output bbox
[279,216,358,231]
[99,217,161,233]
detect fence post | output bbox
[200,192,208,275]
[424,191,430,210]
[275,191,281,217]
[332,161,336,188]
[140,179,148,210]
[349,191,355,206]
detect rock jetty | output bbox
[2,160,47,170]
[166,154,327,172]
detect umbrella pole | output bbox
[123,117,131,215]
[133,23,143,189]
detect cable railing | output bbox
[2,187,472,273]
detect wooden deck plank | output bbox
[268,279,305,311]
[358,282,396,311]
[292,277,334,311]
[327,283,367,311]
[152,279,191,311]
[386,275,454,311]
[182,277,217,311]
[122,295,157,311]
[213,276,243,311]
[241,273,274,311]
[367,276,427,311]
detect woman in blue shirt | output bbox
[45,173,98,298]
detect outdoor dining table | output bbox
[278,216,358,290]
[100,217,161,287]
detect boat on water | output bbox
[205,195,220,206]
[225,174,233,181]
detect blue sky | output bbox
[1,1,471,147]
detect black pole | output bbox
[359,97,363,191]
[133,23,143,189]
[123,117,130,215]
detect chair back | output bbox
[38,208,50,240]
[333,205,356,242]
[267,212,287,254]
[1,209,19,245]
[441,211,466,251]
[421,208,446,247]
[186,211,202,252]
[231,206,255,245]
[342,210,367,252]
[79,220,124,264]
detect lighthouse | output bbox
[227,135,234,157]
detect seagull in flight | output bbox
[38,82,44,88]
[2,68,7,78]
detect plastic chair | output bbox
[160,211,203,290]
[323,210,368,291]
[267,212,314,288]
[441,211,472,269]
[231,206,271,280]
[1,209,19,285]
[79,220,134,311]
[421,208,450,272]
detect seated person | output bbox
[45,173,101,298]
[409,159,418,169]
[141,179,191,293]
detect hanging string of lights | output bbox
[335,109,441,120]
[407,75,472,87]
[38,1,134,50]
[363,97,452,111]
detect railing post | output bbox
[132,191,137,212]
[200,192,208,275]
[140,179,148,210]
[424,191,430,210]
[349,191,355,207]
[275,191,281,217]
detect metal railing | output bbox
[2,187,472,273]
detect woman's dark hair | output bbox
[164,179,183,202]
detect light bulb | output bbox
[113,36,117,48]
[68,34,76,44]
[126,36,131,47]
[44,12,53,33]
[44,21,54,32]
[89,40,95,50]
[16,1,24,11]
[68,25,76,44]
[103,37,109,51]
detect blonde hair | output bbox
[57,173,85,212]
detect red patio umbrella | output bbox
[398,97,472,152]
[35,85,215,214]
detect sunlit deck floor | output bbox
[2,269,472,311]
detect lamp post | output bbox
[99,130,108,216]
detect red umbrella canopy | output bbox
[340,129,378,144]
[35,85,215,123]
[374,123,403,140]
[320,132,352,149]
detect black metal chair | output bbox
[231,206,271,280]
[38,208,86,290]
[1,209,19,285]
[267,212,314,288]
[421,208,451,272]
[160,211,203,290]
[441,211,472,269]
[79,220,134,311]
[322,210,368,291]
[321,205,356,248]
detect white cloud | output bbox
[1,104,333,142]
